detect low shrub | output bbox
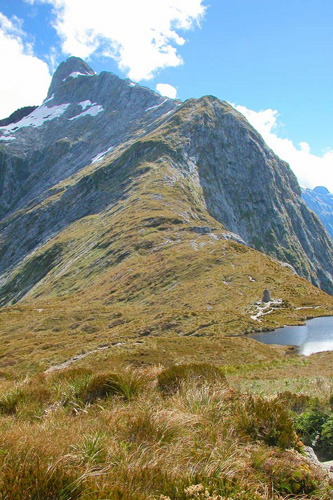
[321,413,333,456]
[236,395,298,449]
[278,391,311,414]
[296,406,333,460]
[295,407,328,444]
[157,363,227,395]
[260,450,322,496]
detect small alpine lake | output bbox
[247,316,333,356]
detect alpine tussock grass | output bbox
[0,363,331,499]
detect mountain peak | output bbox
[313,186,330,195]
[46,57,96,98]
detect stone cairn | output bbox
[262,289,271,303]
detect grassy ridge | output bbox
[0,150,332,375]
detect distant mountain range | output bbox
[302,186,333,241]
[0,57,332,347]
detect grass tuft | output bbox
[158,363,227,395]
[80,369,146,403]
[0,386,23,415]
[0,363,331,499]
[0,449,84,500]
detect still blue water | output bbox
[247,316,333,356]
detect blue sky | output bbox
[0,0,332,190]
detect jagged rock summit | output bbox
[46,56,96,98]
[0,56,332,316]
[313,186,329,195]
[0,57,179,220]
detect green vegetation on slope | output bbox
[0,140,332,376]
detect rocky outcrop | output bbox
[304,447,333,477]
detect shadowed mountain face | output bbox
[302,186,333,241]
[0,56,332,312]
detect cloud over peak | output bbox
[27,0,206,80]
[235,104,333,193]
[0,13,51,118]
[156,83,177,99]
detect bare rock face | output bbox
[167,97,333,293]
[304,447,333,478]
[0,57,332,303]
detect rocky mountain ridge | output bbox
[0,106,38,127]
[0,56,332,309]
[0,57,180,220]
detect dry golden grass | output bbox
[0,362,332,499]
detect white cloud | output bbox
[0,13,51,119]
[27,0,206,80]
[156,83,177,99]
[235,104,333,193]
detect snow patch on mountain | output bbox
[63,71,94,81]
[78,100,94,111]
[69,102,104,121]
[145,99,168,112]
[91,146,114,164]
[0,103,70,135]
[0,136,16,142]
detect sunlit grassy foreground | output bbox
[0,362,332,499]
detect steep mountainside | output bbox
[0,58,332,371]
[0,57,332,295]
[302,186,333,240]
[0,57,180,220]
